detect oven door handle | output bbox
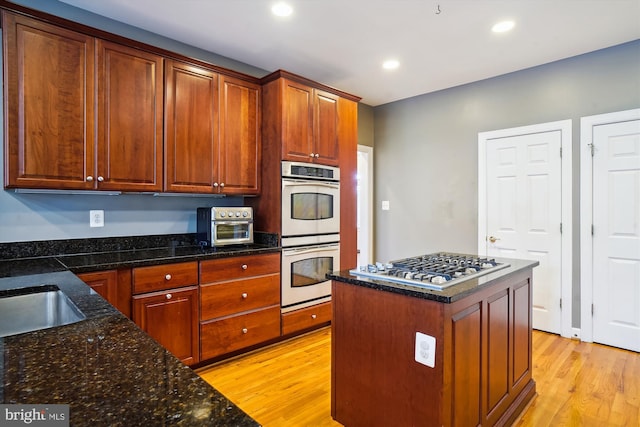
[282,179,340,190]
[283,245,339,256]
[214,220,251,225]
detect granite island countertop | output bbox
[327,255,539,304]
[0,235,277,426]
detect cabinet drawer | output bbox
[200,253,279,283]
[282,301,332,335]
[133,261,198,294]
[201,274,280,320]
[200,305,281,360]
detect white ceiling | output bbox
[59,0,640,106]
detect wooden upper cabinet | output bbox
[165,60,261,195]
[280,79,339,166]
[3,11,96,190]
[282,80,314,162]
[313,89,340,166]
[2,11,163,191]
[164,59,219,193]
[218,75,261,195]
[96,40,163,191]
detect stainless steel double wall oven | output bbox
[280,161,340,312]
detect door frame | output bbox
[579,108,640,344]
[357,145,374,265]
[478,120,573,338]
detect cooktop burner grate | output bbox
[349,252,509,290]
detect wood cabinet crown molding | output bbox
[261,69,361,102]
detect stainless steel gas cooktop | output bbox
[349,252,509,291]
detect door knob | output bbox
[488,236,501,243]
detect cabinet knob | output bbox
[241,264,248,270]
[241,292,248,299]
[242,328,248,334]
[86,176,94,182]
[314,153,320,158]
[311,314,317,319]
[165,274,172,280]
[213,182,219,187]
[309,153,315,158]
[220,182,225,188]
[97,176,104,182]
[166,293,172,300]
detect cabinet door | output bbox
[3,11,95,190]
[281,79,314,163]
[313,89,340,166]
[218,75,261,194]
[78,270,118,304]
[96,40,163,191]
[133,286,199,366]
[164,60,219,193]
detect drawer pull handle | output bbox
[241,264,248,270]
[241,293,248,299]
[311,314,317,319]
[166,293,172,300]
[165,274,172,281]
[242,328,248,334]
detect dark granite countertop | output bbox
[55,243,280,274]
[0,270,259,426]
[328,255,539,303]
[0,234,279,426]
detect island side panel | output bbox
[331,281,446,427]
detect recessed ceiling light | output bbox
[272,2,293,17]
[492,20,515,33]
[382,59,400,70]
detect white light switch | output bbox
[415,332,436,368]
[90,210,104,228]
[381,200,390,211]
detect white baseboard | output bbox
[571,328,581,340]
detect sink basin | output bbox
[0,284,86,338]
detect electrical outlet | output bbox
[415,332,436,368]
[382,200,390,210]
[90,210,104,228]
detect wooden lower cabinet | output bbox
[200,306,280,360]
[281,301,331,335]
[332,268,535,427]
[133,286,199,366]
[199,253,281,361]
[131,262,200,366]
[77,269,132,318]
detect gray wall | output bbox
[357,103,375,148]
[373,39,640,326]
[0,0,268,243]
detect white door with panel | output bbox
[479,121,571,336]
[582,110,640,352]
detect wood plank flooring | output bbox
[197,327,640,426]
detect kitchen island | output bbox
[328,255,539,427]
[0,235,278,426]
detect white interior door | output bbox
[357,145,373,267]
[479,121,572,336]
[582,110,640,352]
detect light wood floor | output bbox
[198,327,640,426]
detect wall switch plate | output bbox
[90,210,104,228]
[415,332,436,368]
[382,200,390,210]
